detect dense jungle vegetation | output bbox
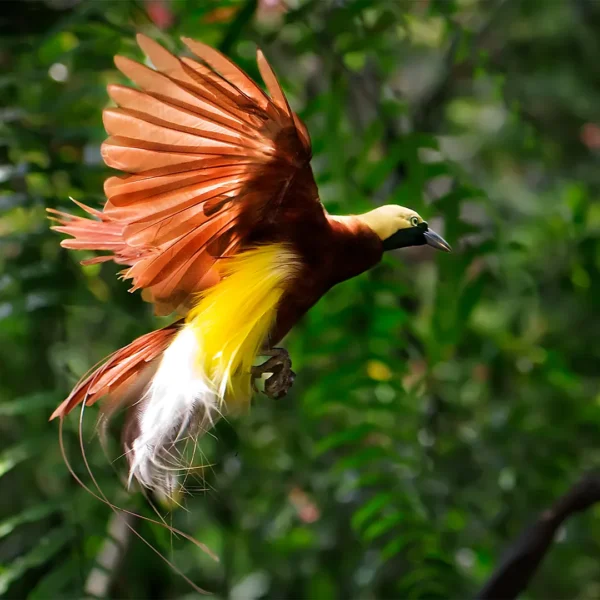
[1,0,599,598]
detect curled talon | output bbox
[265,368,296,399]
[252,348,295,399]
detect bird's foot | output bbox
[251,347,295,400]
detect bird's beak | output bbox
[423,229,452,253]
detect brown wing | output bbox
[53,34,321,315]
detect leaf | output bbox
[0,392,60,417]
[307,571,336,600]
[380,529,430,562]
[456,273,488,325]
[361,140,405,192]
[351,493,394,532]
[332,446,391,471]
[381,536,412,562]
[396,567,445,596]
[423,162,451,180]
[0,503,62,540]
[0,527,74,596]
[354,120,385,167]
[315,423,376,455]
[410,133,440,150]
[350,472,389,490]
[28,558,80,600]
[363,511,405,541]
[0,442,35,479]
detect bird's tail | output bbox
[51,323,191,496]
[52,244,299,496]
[50,323,180,420]
[53,322,219,585]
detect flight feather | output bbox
[52,33,320,315]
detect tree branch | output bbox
[476,472,600,600]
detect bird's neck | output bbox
[326,214,383,284]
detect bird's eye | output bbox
[411,216,419,227]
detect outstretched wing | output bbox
[52,34,322,315]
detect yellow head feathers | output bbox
[355,205,423,241]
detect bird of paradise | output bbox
[49,34,451,497]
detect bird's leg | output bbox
[251,347,295,400]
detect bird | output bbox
[48,34,451,496]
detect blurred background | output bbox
[1,0,600,598]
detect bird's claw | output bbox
[252,347,295,399]
[265,366,296,400]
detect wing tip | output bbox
[180,36,195,52]
[113,54,130,71]
[114,54,143,75]
[136,32,151,47]
[106,82,128,97]
[180,36,214,59]
[136,32,176,66]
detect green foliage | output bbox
[1,0,600,598]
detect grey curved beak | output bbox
[424,229,452,253]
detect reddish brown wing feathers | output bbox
[50,324,180,420]
[52,34,320,315]
[48,200,141,266]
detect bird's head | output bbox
[357,205,451,253]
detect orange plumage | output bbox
[50,34,450,494]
